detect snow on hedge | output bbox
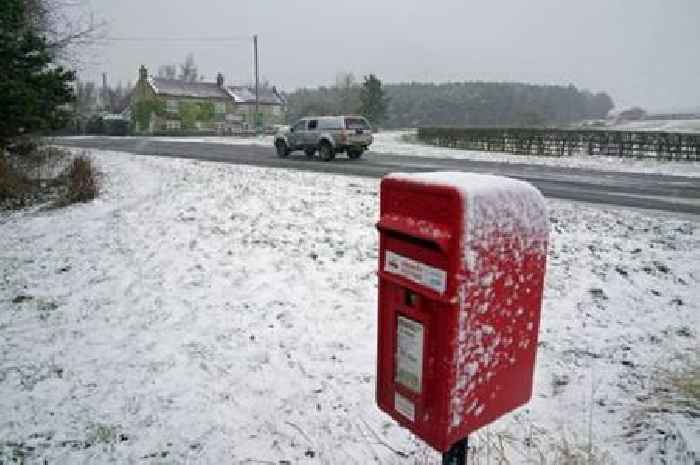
[1,151,698,464]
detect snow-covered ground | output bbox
[1,151,698,464]
[609,119,700,133]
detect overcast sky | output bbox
[80,0,700,112]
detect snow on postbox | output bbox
[376,171,549,452]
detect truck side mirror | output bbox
[290,127,295,133]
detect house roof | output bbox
[146,77,285,106]
[148,77,230,99]
[226,86,285,105]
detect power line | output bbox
[101,36,252,43]
[95,44,252,50]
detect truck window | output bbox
[293,120,306,132]
[345,118,370,130]
[308,120,318,130]
[319,118,342,130]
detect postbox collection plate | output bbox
[395,315,424,393]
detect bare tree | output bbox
[158,65,177,80]
[24,0,105,64]
[335,71,360,114]
[74,80,98,116]
[178,53,200,82]
[104,82,133,113]
[335,71,356,89]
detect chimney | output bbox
[216,72,224,87]
[139,65,148,82]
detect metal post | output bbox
[442,437,468,465]
[102,73,108,110]
[253,34,259,136]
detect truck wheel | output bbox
[304,148,316,158]
[348,148,364,159]
[319,142,335,162]
[276,141,289,158]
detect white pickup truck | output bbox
[274,115,373,161]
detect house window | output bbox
[166,120,181,130]
[272,106,281,116]
[215,102,226,114]
[166,99,178,113]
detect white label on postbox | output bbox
[396,316,424,393]
[385,251,447,294]
[394,392,416,422]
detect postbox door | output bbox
[377,279,457,449]
[378,284,428,414]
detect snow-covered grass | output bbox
[609,119,700,133]
[58,134,275,147]
[369,131,700,178]
[1,151,698,464]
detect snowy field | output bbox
[1,151,698,464]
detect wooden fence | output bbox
[416,127,700,161]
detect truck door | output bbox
[289,120,307,149]
[304,119,319,147]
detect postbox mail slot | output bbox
[378,218,454,299]
[377,216,452,253]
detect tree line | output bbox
[285,79,614,128]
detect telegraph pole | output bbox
[102,73,108,110]
[253,34,259,135]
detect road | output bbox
[55,137,700,215]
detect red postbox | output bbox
[376,172,549,452]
